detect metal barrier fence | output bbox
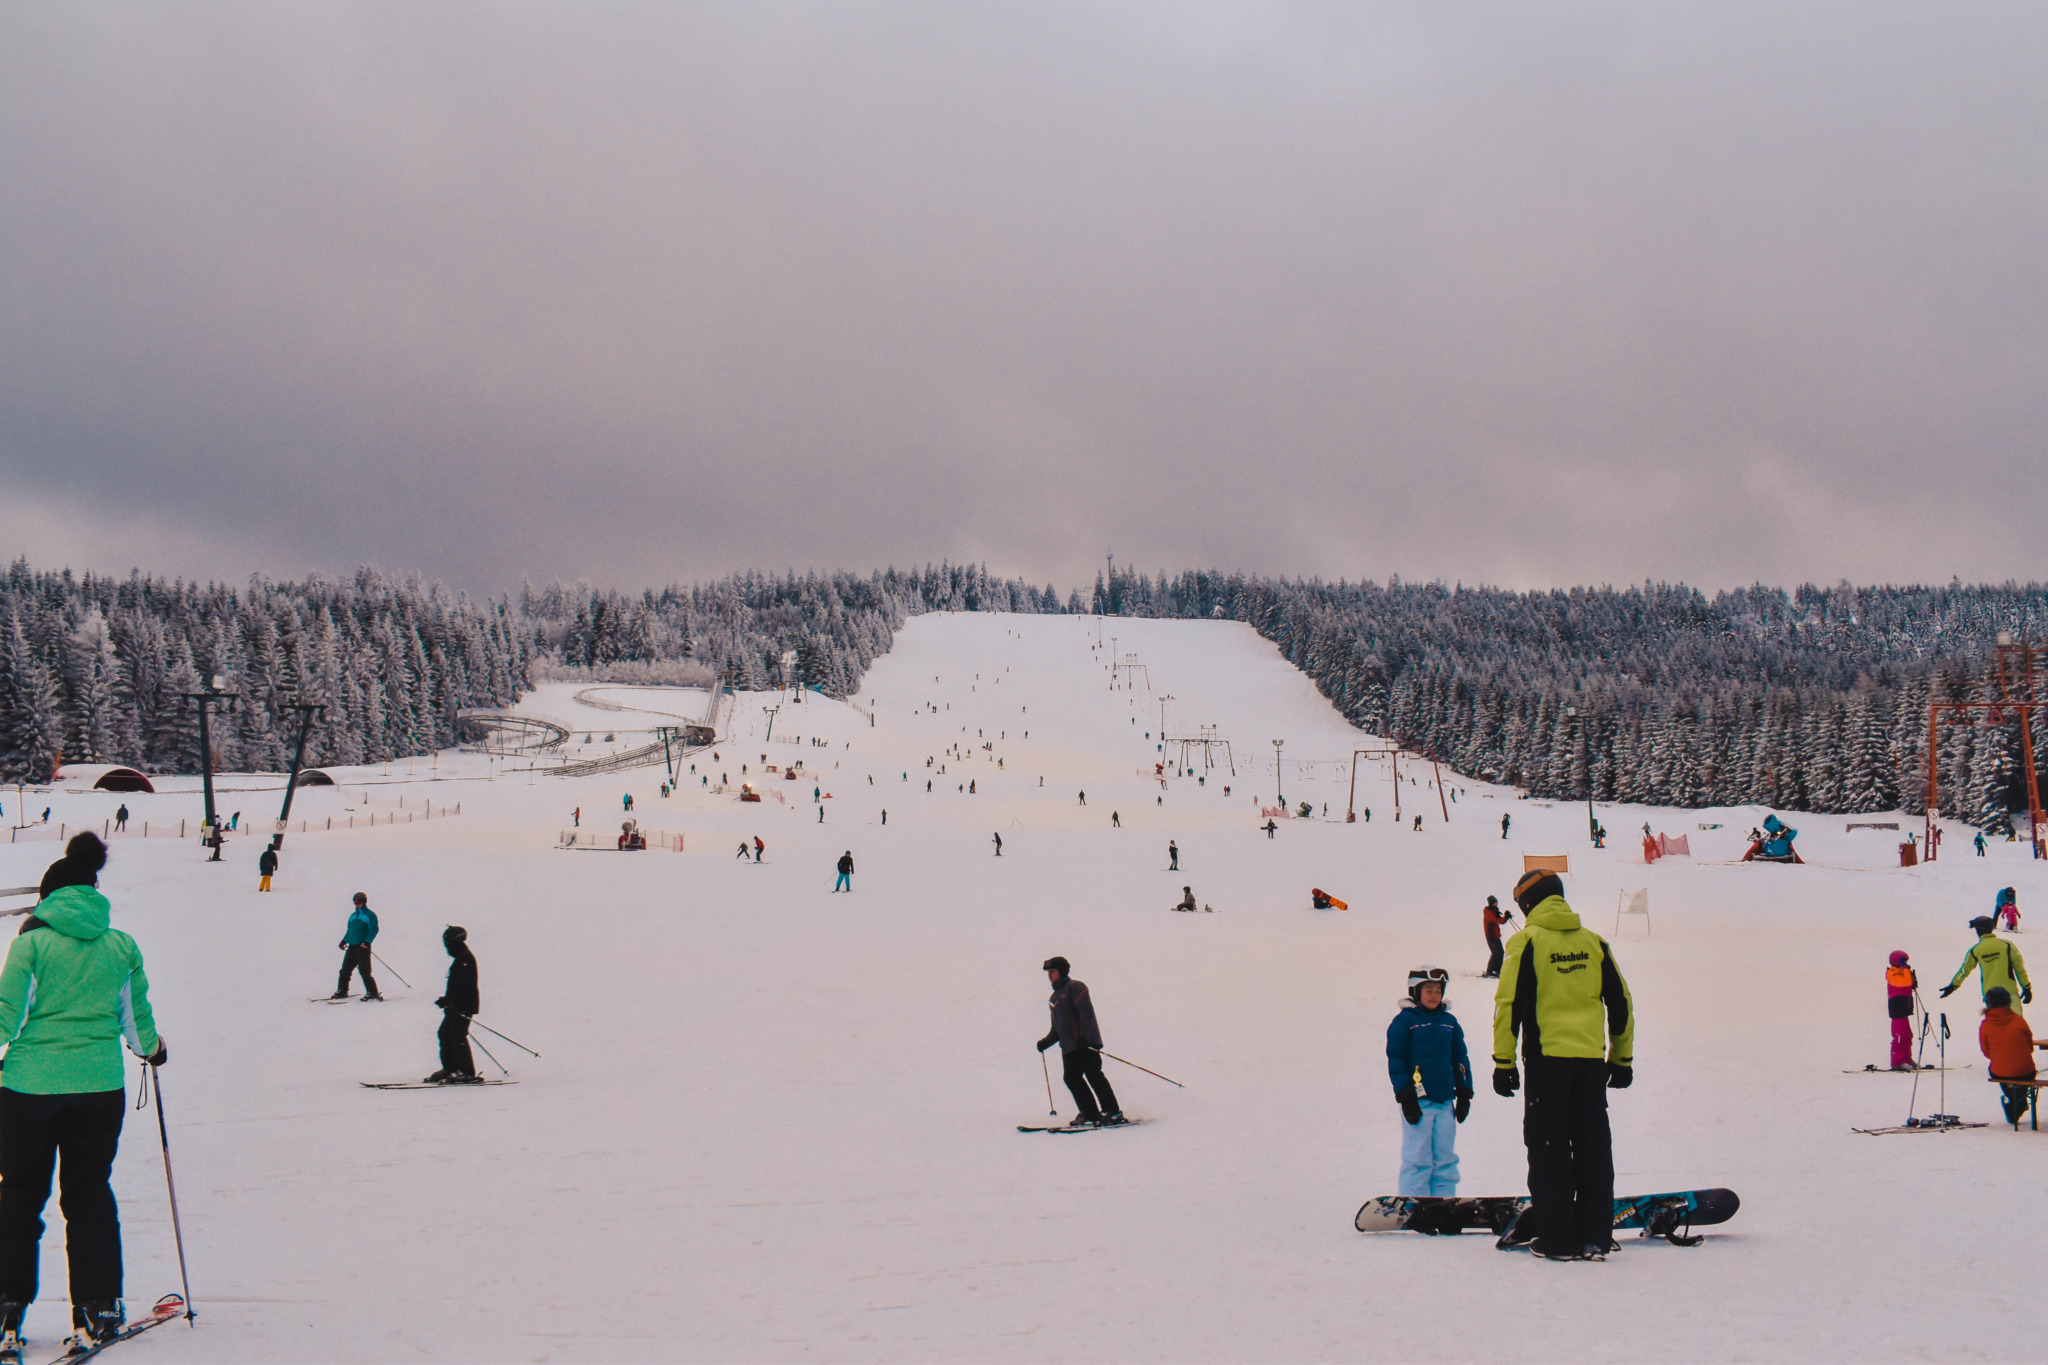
[6,803,461,845]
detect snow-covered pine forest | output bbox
[4,557,2045,827]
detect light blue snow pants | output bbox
[1398,1099,1460,1196]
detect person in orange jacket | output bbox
[1886,951,1918,1069]
[1979,986,2038,1126]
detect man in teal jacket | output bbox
[0,834,165,1352]
[333,892,381,1001]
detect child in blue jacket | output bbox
[1386,965,1473,1197]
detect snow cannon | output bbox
[1742,814,1803,864]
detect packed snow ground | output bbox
[2,613,2043,1363]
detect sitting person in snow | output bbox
[617,820,645,850]
[1172,886,1197,913]
[1386,966,1471,1204]
[1979,987,2037,1126]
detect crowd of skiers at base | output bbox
[1384,867,1635,1262]
[0,833,166,1353]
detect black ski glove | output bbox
[1036,1038,1052,1053]
[1493,1065,1519,1098]
[1396,1089,1423,1125]
[1453,1090,1472,1123]
[2025,987,2035,1006]
[1606,1062,1632,1089]
[434,996,446,1009]
[1939,984,1958,998]
[147,1042,167,1068]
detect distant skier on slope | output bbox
[1168,840,1179,870]
[0,833,166,1354]
[1481,896,1511,979]
[992,832,1002,857]
[1492,868,1635,1262]
[1942,917,2030,1015]
[332,893,382,1001]
[1996,887,2020,933]
[1036,957,1124,1127]
[258,838,279,892]
[1388,966,1471,1199]
[834,851,854,892]
[1886,951,1919,1069]
[1501,813,1510,840]
[1263,820,1277,839]
[753,836,764,864]
[427,927,479,1084]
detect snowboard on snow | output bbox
[1355,1188,1739,1245]
[360,1079,516,1091]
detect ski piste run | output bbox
[1,613,2039,1362]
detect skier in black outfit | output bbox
[1168,840,1179,870]
[1035,957,1124,1126]
[427,926,479,1083]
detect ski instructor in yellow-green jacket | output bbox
[1491,868,1634,1263]
[1942,916,2030,1015]
[0,833,165,1352]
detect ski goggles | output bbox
[1407,966,1449,986]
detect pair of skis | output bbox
[0,1294,187,1365]
[1017,1118,1150,1133]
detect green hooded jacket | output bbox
[1491,896,1634,1066]
[1950,933,2029,1012]
[0,885,160,1094]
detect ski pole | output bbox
[469,1031,509,1076]
[146,1063,197,1324]
[1099,1051,1184,1088]
[467,1018,540,1058]
[1042,1051,1057,1116]
[371,951,411,990]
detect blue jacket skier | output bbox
[332,893,381,1000]
[1387,966,1472,1197]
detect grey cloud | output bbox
[2,2,2044,594]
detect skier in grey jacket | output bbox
[1035,957,1124,1126]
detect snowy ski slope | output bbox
[0,612,2040,1362]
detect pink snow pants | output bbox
[1890,1016,1913,1068]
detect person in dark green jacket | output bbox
[1491,868,1634,1263]
[0,834,165,1352]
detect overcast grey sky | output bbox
[2,3,2043,596]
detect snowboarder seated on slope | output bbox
[1492,868,1635,1262]
[1036,957,1125,1127]
[1387,967,1472,1201]
[427,926,480,1084]
[1886,952,1919,1069]
[834,851,854,892]
[0,833,166,1353]
[1942,917,2030,1016]
[1979,987,2037,1126]
[333,893,382,1000]
[1172,886,1196,913]
[1482,896,1511,978]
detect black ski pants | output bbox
[338,945,378,997]
[1484,934,1504,977]
[1061,1047,1119,1120]
[1521,1056,1614,1252]
[0,1088,126,1306]
[439,1011,475,1076]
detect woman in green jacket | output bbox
[0,834,165,1352]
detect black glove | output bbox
[1036,1038,1052,1053]
[434,996,446,1009]
[1396,1088,1423,1125]
[1606,1062,1632,1089]
[1453,1090,1472,1123]
[1939,984,1957,998]
[338,942,347,951]
[2025,987,2035,1005]
[1493,1065,1519,1098]
[147,1042,167,1068]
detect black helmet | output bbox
[1513,869,1564,913]
[1485,895,1499,907]
[1042,955,1070,976]
[1970,916,1996,936]
[444,925,468,944]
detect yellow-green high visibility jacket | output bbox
[1492,897,1634,1066]
[1950,933,2029,1010]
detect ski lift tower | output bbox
[1112,653,1151,691]
[1347,745,1404,824]
[1924,632,2047,861]
[1273,739,1285,807]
